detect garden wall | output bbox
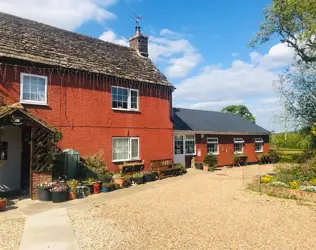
[31,172,52,200]
[260,184,316,203]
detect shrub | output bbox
[268,149,280,163]
[274,164,300,184]
[203,154,218,168]
[296,150,316,164]
[311,178,316,186]
[299,157,316,181]
[84,149,108,178]
[289,181,300,189]
[174,164,187,174]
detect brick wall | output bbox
[31,172,52,200]
[195,134,270,166]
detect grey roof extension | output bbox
[0,12,170,86]
[173,108,269,134]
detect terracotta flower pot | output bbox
[0,199,8,211]
[69,192,77,200]
[113,177,125,188]
[203,165,209,172]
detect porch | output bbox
[0,103,57,199]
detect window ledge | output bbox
[112,159,140,163]
[255,151,264,153]
[20,101,48,106]
[112,108,140,113]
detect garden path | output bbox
[19,208,79,250]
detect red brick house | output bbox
[0,12,173,196]
[172,108,270,167]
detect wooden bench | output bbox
[150,159,181,179]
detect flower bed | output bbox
[254,158,316,202]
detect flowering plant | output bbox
[51,184,69,192]
[260,174,273,183]
[37,182,55,190]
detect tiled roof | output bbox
[0,103,56,132]
[173,108,269,134]
[0,12,170,86]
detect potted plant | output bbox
[67,179,79,200]
[143,171,156,182]
[132,172,144,185]
[124,176,133,187]
[51,183,69,203]
[101,183,115,192]
[195,162,203,170]
[97,172,113,184]
[37,182,54,201]
[203,154,218,172]
[112,173,125,188]
[83,177,97,195]
[233,154,248,166]
[93,182,101,194]
[0,198,8,211]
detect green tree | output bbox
[249,0,316,63]
[276,62,316,126]
[221,105,256,123]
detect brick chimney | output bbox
[129,26,149,57]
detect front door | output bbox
[174,135,185,164]
[0,126,22,192]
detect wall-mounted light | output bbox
[11,117,24,126]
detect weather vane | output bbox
[131,10,143,27]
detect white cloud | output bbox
[149,33,202,78]
[251,43,294,69]
[173,43,294,131]
[99,29,129,46]
[232,52,239,57]
[99,28,202,79]
[0,0,117,31]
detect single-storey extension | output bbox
[172,108,270,167]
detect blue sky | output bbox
[0,0,294,132]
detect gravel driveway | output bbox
[0,218,25,250]
[68,166,316,250]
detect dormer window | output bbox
[112,86,139,111]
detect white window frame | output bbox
[184,135,196,155]
[207,138,219,155]
[20,73,48,105]
[254,138,264,153]
[112,137,140,162]
[173,134,196,155]
[174,135,184,155]
[233,138,244,154]
[111,86,139,111]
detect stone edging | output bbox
[260,184,316,202]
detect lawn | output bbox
[273,147,303,163]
